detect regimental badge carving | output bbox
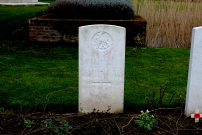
[91,31,113,54]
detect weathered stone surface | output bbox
[79,24,126,113]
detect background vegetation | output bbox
[133,0,202,48]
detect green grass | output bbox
[124,47,189,110]
[0,1,190,112]
[0,42,190,111]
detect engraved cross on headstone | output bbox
[92,37,111,104]
[92,70,111,104]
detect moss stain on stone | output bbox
[113,109,123,114]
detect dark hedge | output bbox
[48,0,135,20]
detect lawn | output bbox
[0,0,190,112]
[0,43,190,112]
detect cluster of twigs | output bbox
[145,82,184,110]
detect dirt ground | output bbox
[0,107,202,135]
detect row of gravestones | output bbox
[78,24,202,117]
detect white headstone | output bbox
[79,24,126,113]
[185,26,202,116]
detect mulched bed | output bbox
[0,107,202,135]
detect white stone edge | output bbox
[185,26,202,116]
[79,24,126,30]
[0,2,50,5]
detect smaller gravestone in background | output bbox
[79,24,126,113]
[0,0,49,5]
[185,26,202,116]
[0,0,37,3]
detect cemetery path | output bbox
[0,107,202,135]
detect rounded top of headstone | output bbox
[48,0,135,20]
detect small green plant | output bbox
[24,119,35,128]
[0,107,4,113]
[41,118,72,135]
[0,107,14,116]
[134,110,158,130]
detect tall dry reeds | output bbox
[132,0,202,48]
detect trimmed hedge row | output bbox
[48,0,135,20]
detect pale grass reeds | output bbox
[132,0,202,48]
